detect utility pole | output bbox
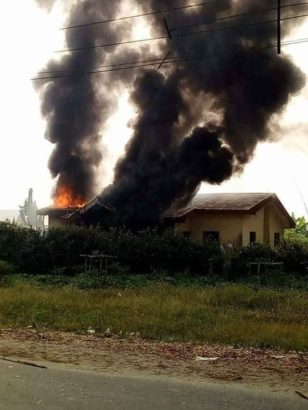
[277,0,281,54]
[158,18,172,70]
[164,18,173,40]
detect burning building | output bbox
[35,0,306,229]
[37,185,87,228]
[48,192,292,249]
[37,206,80,228]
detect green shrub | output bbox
[276,240,305,273]
[0,223,219,276]
[210,254,225,276]
[238,243,275,262]
[228,243,276,279]
[1,222,306,278]
[0,260,16,274]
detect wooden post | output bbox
[258,263,261,288]
[277,0,281,54]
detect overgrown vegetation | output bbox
[0,282,306,351]
[1,270,307,292]
[0,223,307,351]
[0,222,221,275]
[285,215,308,245]
[0,222,307,280]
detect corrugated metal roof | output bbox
[175,193,276,217]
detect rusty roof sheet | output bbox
[175,193,276,217]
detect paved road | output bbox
[0,360,306,410]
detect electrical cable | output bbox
[53,12,308,54]
[32,36,308,81]
[172,2,308,32]
[60,0,221,30]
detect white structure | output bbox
[17,188,44,229]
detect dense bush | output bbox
[0,222,307,277]
[0,223,47,274]
[285,216,308,245]
[228,243,276,279]
[0,260,16,275]
[276,240,306,273]
[236,243,275,262]
[0,223,221,275]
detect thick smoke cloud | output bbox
[37,0,306,225]
[36,0,133,203]
[91,0,305,226]
[95,72,234,227]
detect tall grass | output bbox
[0,283,307,351]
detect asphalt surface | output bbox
[0,359,306,410]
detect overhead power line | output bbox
[55,35,166,54]
[54,12,308,54]
[171,2,308,32]
[60,0,220,30]
[37,56,166,75]
[59,1,308,31]
[174,13,308,39]
[32,36,308,81]
[37,4,308,75]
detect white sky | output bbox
[0,1,308,217]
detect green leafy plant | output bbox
[285,216,308,244]
[276,240,306,273]
[0,260,16,275]
[0,223,219,276]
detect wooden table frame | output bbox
[80,254,118,274]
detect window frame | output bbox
[249,231,257,244]
[203,231,220,243]
[274,232,281,247]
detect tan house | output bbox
[37,207,80,229]
[172,193,295,248]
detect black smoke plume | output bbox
[90,0,305,226]
[37,0,305,224]
[97,72,234,227]
[36,0,135,204]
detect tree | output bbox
[285,215,308,244]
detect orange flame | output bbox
[53,186,86,209]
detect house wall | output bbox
[48,215,65,228]
[176,212,243,246]
[268,205,286,247]
[175,204,287,247]
[242,208,264,246]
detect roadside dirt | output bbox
[0,328,307,393]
